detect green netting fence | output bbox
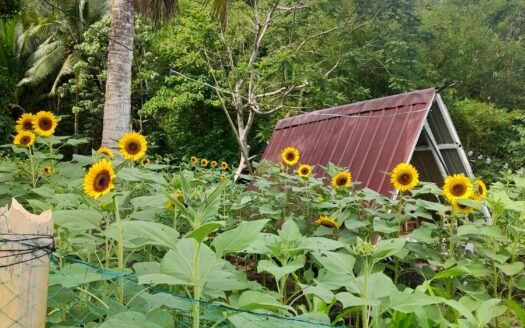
[46,254,342,328]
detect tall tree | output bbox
[101,0,178,147]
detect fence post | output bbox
[0,198,53,328]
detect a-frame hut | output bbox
[262,88,476,197]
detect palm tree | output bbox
[18,0,108,97]
[101,0,179,146]
[101,0,230,147]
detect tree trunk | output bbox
[101,0,134,147]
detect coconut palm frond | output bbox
[51,52,80,95]
[19,40,65,87]
[204,0,231,30]
[135,0,179,26]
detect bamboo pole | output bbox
[0,199,53,328]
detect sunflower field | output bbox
[0,114,524,328]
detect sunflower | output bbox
[83,159,116,199]
[97,147,114,159]
[13,131,36,147]
[297,164,312,178]
[442,174,473,202]
[220,174,227,181]
[471,179,488,200]
[451,200,475,215]
[33,111,58,136]
[281,147,300,166]
[201,159,208,167]
[165,191,184,210]
[315,216,340,229]
[210,160,218,167]
[16,113,35,132]
[390,163,419,192]
[221,161,228,170]
[191,156,198,164]
[118,132,147,161]
[141,158,151,167]
[41,167,53,175]
[331,170,352,190]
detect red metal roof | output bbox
[262,88,437,196]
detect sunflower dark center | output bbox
[478,185,483,194]
[451,184,466,196]
[301,168,309,174]
[286,152,295,161]
[20,136,31,145]
[44,168,49,173]
[23,120,33,130]
[336,177,348,186]
[458,203,468,209]
[398,173,412,185]
[125,141,140,155]
[38,117,52,130]
[93,170,111,192]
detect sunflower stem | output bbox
[28,146,37,188]
[113,195,125,304]
[192,238,202,328]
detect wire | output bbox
[39,0,134,52]
[0,233,55,268]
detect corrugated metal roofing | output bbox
[262,88,437,196]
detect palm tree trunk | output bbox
[101,0,134,147]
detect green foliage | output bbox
[0,0,20,19]
[1,130,525,327]
[449,99,522,181]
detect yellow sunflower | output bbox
[297,164,312,178]
[83,159,116,199]
[191,156,198,164]
[210,160,218,167]
[13,131,36,147]
[281,147,300,166]
[97,147,114,159]
[16,113,35,132]
[442,174,473,202]
[315,216,340,229]
[118,132,147,161]
[33,111,58,136]
[141,158,151,167]
[331,170,352,190]
[471,179,488,200]
[220,174,227,181]
[41,166,53,175]
[390,163,419,192]
[221,161,228,170]
[451,200,475,215]
[201,159,208,167]
[165,191,184,210]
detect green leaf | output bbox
[312,251,355,275]
[53,209,102,231]
[235,290,295,314]
[432,266,471,280]
[49,263,110,288]
[390,291,441,313]
[120,221,179,250]
[186,221,224,242]
[161,239,220,286]
[138,273,190,286]
[475,299,506,327]
[335,292,378,308]
[505,299,525,326]
[99,312,163,328]
[300,285,335,303]
[212,219,269,257]
[495,262,524,276]
[132,195,168,210]
[372,238,406,262]
[257,259,304,281]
